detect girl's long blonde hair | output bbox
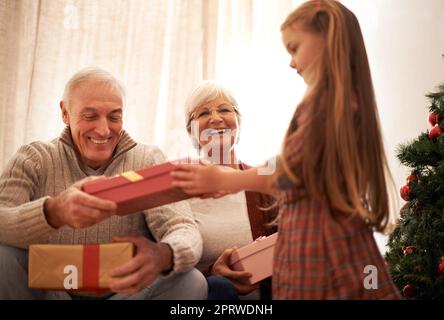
[280,0,393,232]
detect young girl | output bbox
[172,0,400,299]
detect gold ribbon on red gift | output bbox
[120,170,144,182]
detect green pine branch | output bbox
[396,133,444,168]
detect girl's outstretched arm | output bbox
[171,162,279,196]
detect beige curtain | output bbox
[0,0,205,169]
[0,0,301,169]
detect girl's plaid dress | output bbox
[272,110,400,300]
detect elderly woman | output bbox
[184,80,278,300]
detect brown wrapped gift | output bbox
[28,242,134,291]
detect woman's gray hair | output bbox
[184,80,241,131]
[62,67,126,107]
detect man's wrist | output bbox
[158,242,174,273]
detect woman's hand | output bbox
[171,163,233,197]
[210,247,259,295]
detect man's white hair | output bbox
[62,67,126,107]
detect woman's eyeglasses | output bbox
[190,105,238,121]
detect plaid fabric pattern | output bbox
[272,188,401,300]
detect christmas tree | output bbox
[386,68,444,299]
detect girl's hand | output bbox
[171,163,227,196]
[211,247,259,295]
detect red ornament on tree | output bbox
[429,124,442,139]
[428,112,441,126]
[438,258,444,276]
[403,246,415,255]
[403,284,415,298]
[406,175,418,186]
[400,185,412,201]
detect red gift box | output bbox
[82,161,192,216]
[230,233,278,285]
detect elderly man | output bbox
[0,67,206,300]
